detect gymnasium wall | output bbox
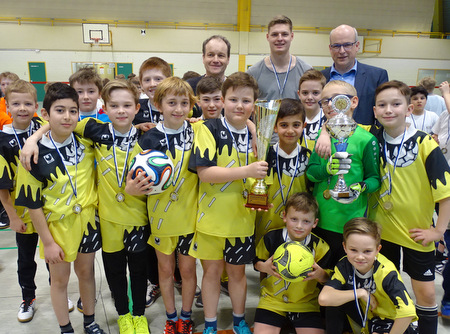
[1,23,450,86]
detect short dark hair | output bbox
[43,82,79,113]
[411,86,428,99]
[285,192,319,219]
[375,80,411,104]
[268,15,293,32]
[202,35,231,58]
[277,98,305,123]
[343,217,382,246]
[182,71,201,81]
[69,67,102,92]
[222,72,258,101]
[196,76,222,96]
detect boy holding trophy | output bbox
[306,80,380,267]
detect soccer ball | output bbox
[273,241,314,282]
[129,149,174,195]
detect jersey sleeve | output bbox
[325,259,348,290]
[361,134,381,193]
[423,136,450,202]
[381,270,417,320]
[189,121,218,172]
[15,161,44,209]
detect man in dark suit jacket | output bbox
[322,25,388,125]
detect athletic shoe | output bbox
[163,320,177,334]
[202,327,217,334]
[233,320,251,334]
[17,299,35,322]
[176,319,193,334]
[442,301,450,320]
[77,297,83,312]
[145,283,161,307]
[195,291,203,308]
[117,313,134,334]
[84,322,105,334]
[436,259,447,275]
[68,298,74,312]
[220,280,229,295]
[0,207,9,229]
[134,315,150,334]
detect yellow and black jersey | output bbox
[75,118,148,227]
[255,143,310,244]
[301,111,326,151]
[134,98,162,125]
[327,253,417,322]
[133,120,198,237]
[15,133,97,223]
[368,125,450,252]
[0,118,44,225]
[189,117,257,238]
[255,228,331,313]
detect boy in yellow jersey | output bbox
[188,72,268,334]
[368,80,450,333]
[0,80,45,322]
[254,192,330,334]
[255,98,310,244]
[15,83,104,334]
[297,69,327,150]
[126,77,198,334]
[319,218,417,334]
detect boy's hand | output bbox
[10,217,27,233]
[439,81,449,96]
[125,170,155,196]
[188,117,202,123]
[326,152,352,175]
[20,137,40,171]
[44,242,65,264]
[257,256,281,279]
[135,122,157,132]
[409,227,443,246]
[315,128,332,159]
[246,161,268,179]
[304,263,329,283]
[349,182,367,193]
[432,134,439,144]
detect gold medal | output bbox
[170,192,179,202]
[323,189,331,200]
[242,189,249,199]
[73,204,82,214]
[383,201,393,211]
[115,192,125,202]
[442,147,448,154]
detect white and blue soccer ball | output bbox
[129,149,174,195]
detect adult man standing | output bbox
[322,24,388,125]
[247,15,311,100]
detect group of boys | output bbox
[1,29,450,334]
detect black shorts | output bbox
[381,239,435,281]
[254,308,324,329]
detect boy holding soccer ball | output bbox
[253,192,330,334]
[126,76,199,334]
[22,80,150,333]
[318,218,417,334]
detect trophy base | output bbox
[329,189,351,198]
[329,189,360,204]
[245,193,269,210]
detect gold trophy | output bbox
[245,99,281,210]
[326,95,358,204]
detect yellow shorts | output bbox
[148,233,194,256]
[39,206,98,262]
[101,218,149,253]
[189,231,255,264]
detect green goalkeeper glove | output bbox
[326,152,352,175]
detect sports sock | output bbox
[232,312,245,326]
[205,316,217,330]
[167,310,178,322]
[180,309,192,321]
[416,304,438,334]
[83,313,95,328]
[60,322,74,334]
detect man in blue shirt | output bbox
[322,24,388,125]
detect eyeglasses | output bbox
[329,41,357,51]
[318,94,354,108]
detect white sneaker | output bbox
[18,299,35,322]
[68,298,74,312]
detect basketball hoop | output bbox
[91,38,101,47]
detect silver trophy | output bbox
[325,95,358,204]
